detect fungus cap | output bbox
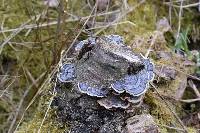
[57,63,76,82]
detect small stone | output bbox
[156,51,173,60]
[96,0,110,11]
[154,66,177,80]
[44,0,59,7]
[123,114,159,133]
[156,17,171,32]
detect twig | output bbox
[188,80,200,98]
[199,0,200,11]
[0,20,30,54]
[25,68,39,88]
[64,2,97,56]
[37,84,56,133]
[157,124,185,132]
[0,12,46,54]
[95,0,146,35]
[87,21,135,30]
[180,98,200,103]
[0,75,20,78]
[12,72,46,133]
[145,32,158,58]
[176,0,183,40]
[122,0,129,9]
[0,72,9,85]
[104,0,110,22]
[87,0,93,10]
[91,0,98,32]
[164,2,200,8]
[169,0,172,26]
[175,78,187,100]
[0,10,120,34]
[24,70,55,112]
[164,0,187,4]
[15,59,60,132]
[25,10,48,37]
[1,17,17,51]
[53,0,64,64]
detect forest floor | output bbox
[0,0,200,133]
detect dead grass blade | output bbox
[0,20,31,55]
[37,83,56,133]
[8,72,46,133]
[0,79,15,98]
[64,1,98,56]
[94,0,146,35]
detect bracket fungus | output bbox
[57,63,76,82]
[57,35,154,109]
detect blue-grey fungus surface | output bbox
[78,82,108,97]
[111,58,154,96]
[57,63,76,82]
[57,35,154,109]
[75,37,96,52]
[106,35,124,45]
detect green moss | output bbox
[144,91,188,132]
[187,127,197,133]
[145,92,174,123]
[17,87,66,133]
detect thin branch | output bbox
[25,68,39,88]
[188,80,200,98]
[158,124,185,132]
[104,0,110,22]
[95,0,146,35]
[176,0,183,40]
[164,2,200,8]
[87,21,135,30]
[168,0,172,26]
[0,20,31,54]
[0,10,120,34]
[37,85,56,133]
[145,32,158,58]
[64,1,98,56]
[0,13,46,54]
[1,17,17,51]
[180,98,200,103]
[9,72,46,133]
[164,0,187,4]
[0,80,15,98]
